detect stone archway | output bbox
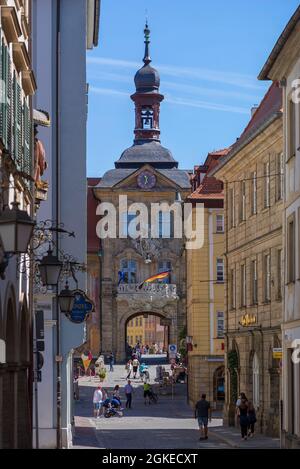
[116,301,177,362]
[2,285,18,448]
[16,297,32,448]
[213,365,225,408]
[124,311,170,360]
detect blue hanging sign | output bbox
[68,290,94,324]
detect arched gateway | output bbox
[92,24,190,361]
[125,312,170,358]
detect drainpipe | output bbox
[55,0,62,450]
[224,180,230,419]
[98,241,103,356]
[258,326,265,434]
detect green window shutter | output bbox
[0,34,2,142]
[13,74,22,170]
[17,82,22,170]
[23,101,31,181]
[7,50,12,153]
[1,40,8,148]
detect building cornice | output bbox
[211,111,282,179]
[258,6,300,80]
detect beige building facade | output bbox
[187,150,226,408]
[213,82,283,437]
[258,5,300,448]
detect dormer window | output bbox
[141,106,153,129]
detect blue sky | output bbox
[87,0,299,177]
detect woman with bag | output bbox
[247,401,257,437]
[238,396,249,440]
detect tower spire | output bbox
[143,22,151,65]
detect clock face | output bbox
[137,171,156,189]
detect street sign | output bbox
[35,310,44,340]
[68,290,94,324]
[37,351,44,370]
[36,340,45,352]
[169,344,177,358]
[273,348,282,359]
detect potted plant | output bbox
[98,367,106,382]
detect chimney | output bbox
[251,105,259,117]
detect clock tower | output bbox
[88,23,191,361]
[131,23,164,144]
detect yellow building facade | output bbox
[187,151,227,408]
[127,316,144,347]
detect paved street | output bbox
[73,363,226,449]
[72,363,280,449]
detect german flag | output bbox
[138,270,171,289]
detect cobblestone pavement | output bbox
[72,363,280,450]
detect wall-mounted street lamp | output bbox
[0,202,35,278]
[38,248,63,286]
[0,202,35,254]
[58,282,75,314]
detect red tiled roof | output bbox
[240,81,282,138]
[87,178,101,253]
[187,148,229,202]
[210,82,282,177]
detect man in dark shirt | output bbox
[195,394,212,440]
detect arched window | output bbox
[253,353,260,408]
[120,259,137,284]
[141,106,153,129]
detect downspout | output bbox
[258,326,265,434]
[98,242,103,355]
[224,179,230,417]
[55,0,61,450]
[28,0,34,448]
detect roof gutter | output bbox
[258,5,300,80]
[210,111,282,177]
[93,0,101,47]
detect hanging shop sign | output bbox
[239,313,257,327]
[273,348,283,359]
[68,290,94,324]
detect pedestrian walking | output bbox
[125,359,133,379]
[93,386,103,419]
[237,396,249,440]
[124,380,134,409]
[109,352,114,372]
[195,394,212,440]
[132,357,140,379]
[235,392,247,425]
[247,401,257,438]
[143,381,151,405]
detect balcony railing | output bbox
[117,282,177,299]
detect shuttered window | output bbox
[0,38,8,148]
[23,100,31,180]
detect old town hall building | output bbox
[87,25,191,360]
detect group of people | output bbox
[194,391,257,442]
[126,341,165,360]
[93,358,157,418]
[92,383,132,418]
[236,393,257,440]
